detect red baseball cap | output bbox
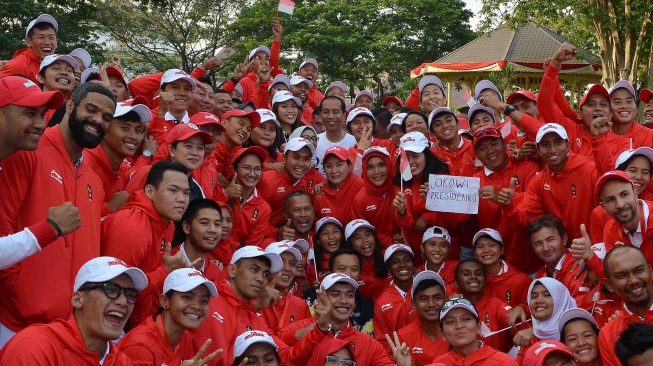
[506,90,537,104]
[222,109,261,129]
[523,341,574,366]
[595,170,634,202]
[579,84,610,108]
[165,123,213,145]
[231,146,267,165]
[0,76,64,109]
[323,146,350,162]
[189,112,225,131]
[472,125,502,148]
[640,88,653,103]
[382,95,404,107]
[106,66,128,88]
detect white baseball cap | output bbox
[80,67,99,84]
[422,226,451,244]
[289,75,314,89]
[322,272,359,290]
[354,90,374,103]
[608,80,636,98]
[69,48,92,68]
[266,242,303,262]
[361,146,390,162]
[472,228,503,247]
[440,298,479,322]
[387,113,407,132]
[615,147,653,169]
[161,69,196,88]
[114,99,152,123]
[344,219,375,239]
[74,256,148,291]
[346,107,375,125]
[418,75,445,95]
[272,90,302,107]
[383,243,414,262]
[269,74,291,91]
[400,132,429,153]
[256,108,281,127]
[230,246,282,273]
[248,46,271,61]
[282,239,309,254]
[558,308,598,333]
[412,270,446,298]
[299,58,318,71]
[234,331,278,357]
[163,268,218,297]
[325,81,347,95]
[315,217,343,233]
[284,137,315,157]
[26,14,58,37]
[536,123,569,144]
[39,54,77,72]
[475,80,503,101]
[234,84,244,96]
[468,103,495,124]
[428,107,457,128]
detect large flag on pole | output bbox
[278,0,295,14]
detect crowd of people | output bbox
[1,11,653,366]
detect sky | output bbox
[464,0,483,30]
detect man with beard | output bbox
[599,246,653,366]
[596,171,653,263]
[0,82,116,347]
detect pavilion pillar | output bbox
[447,82,452,108]
[570,77,576,110]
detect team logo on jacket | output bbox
[253,209,259,219]
[544,183,551,191]
[164,126,168,132]
[290,315,295,323]
[506,290,512,302]
[50,170,63,184]
[381,303,393,311]
[366,205,376,212]
[576,138,582,148]
[213,312,224,323]
[309,179,314,188]
[321,208,332,214]
[87,185,93,201]
[161,238,166,252]
[513,176,520,187]
[485,312,490,324]
[571,184,576,197]
[411,347,423,354]
[210,175,214,187]
[277,187,286,193]
[246,326,252,331]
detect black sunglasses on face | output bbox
[78,282,141,304]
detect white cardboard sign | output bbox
[426,174,480,214]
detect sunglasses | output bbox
[78,282,141,304]
[326,356,356,366]
[301,135,319,142]
[472,126,501,140]
[441,297,476,313]
[198,125,224,136]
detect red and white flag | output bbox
[399,148,412,181]
[278,0,295,14]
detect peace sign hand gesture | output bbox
[180,339,222,365]
[385,331,412,366]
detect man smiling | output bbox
[146,69,196,144]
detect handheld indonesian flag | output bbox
[278,0,295,14]
[399,147,412,182]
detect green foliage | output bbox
[223,0,474,98]
[0,0,104,62]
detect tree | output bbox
[0,0,104,62]
[478,0,653,90]
[223,0,474,99]
[95,0,245,76]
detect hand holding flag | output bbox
[399,147,412,186]
[278,0,295,15]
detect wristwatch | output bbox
[318,323,332,334]
[503,104,516,116]
[142,150,153,158]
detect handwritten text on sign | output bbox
[426,174,480,214]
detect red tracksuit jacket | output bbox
[358,257,392,301]
[215,188,272,247]
[312,174,364,225]
[432,342,519,366]
[257,169,308,231]
[260,291,312,335]
[0,125,104,332]
[101,190,175,329]
[279,319,395,366]
[598,303,653,366]
[473,290,517,353]
[128,68,206,110]
[118,314,196,365]
[603,199,653,265]
[189,280,327,366]
[474,160,542,274]
[0,48,42,84]
[534,251,591,310]
[85,146,126,217]
[0,315,133,365]
[417,261,459,296]
[589,191,653,245]
[398,320,450,366]
[374,284,418,354]
[430,138,478,177]
[485,261,533,307]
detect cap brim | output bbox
[123,104,152,124]
[177,130,213,145]
[70,49,92,68]
[558,308,597,333]
[441,302,478,321]
[173,279,218,298]
[82,267,148,291]
[384,247,414,262]
[106,67,127,86]
[316,217,343,233]
[345,223,375,239]
[286,142,316,156]
[639,89,652,103]
[403,145,428,153]
[292,239,309,253]
[620,147,653,168]
[235,338,278,357]
[327,276,359,290]
[164,76,197,88]
[265,253,283,273]
[11,90,64,110]
[413,271,445,297]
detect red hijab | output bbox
[361,148,395,196]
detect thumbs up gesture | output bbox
[570,224,594,261]
[277,218,296,241]
[497,177,516,206]
[224,173,242,199]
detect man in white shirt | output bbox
[315,96,356,175]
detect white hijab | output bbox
[528,278,577,341]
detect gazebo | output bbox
[410,23,602,107]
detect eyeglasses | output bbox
[198,125,223,136]
[472,126,501,140]
[301,135,319,142]
[441,297,476,312]
[326,356,356,366]
[238,165,263,175]
[78,282,141,304]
